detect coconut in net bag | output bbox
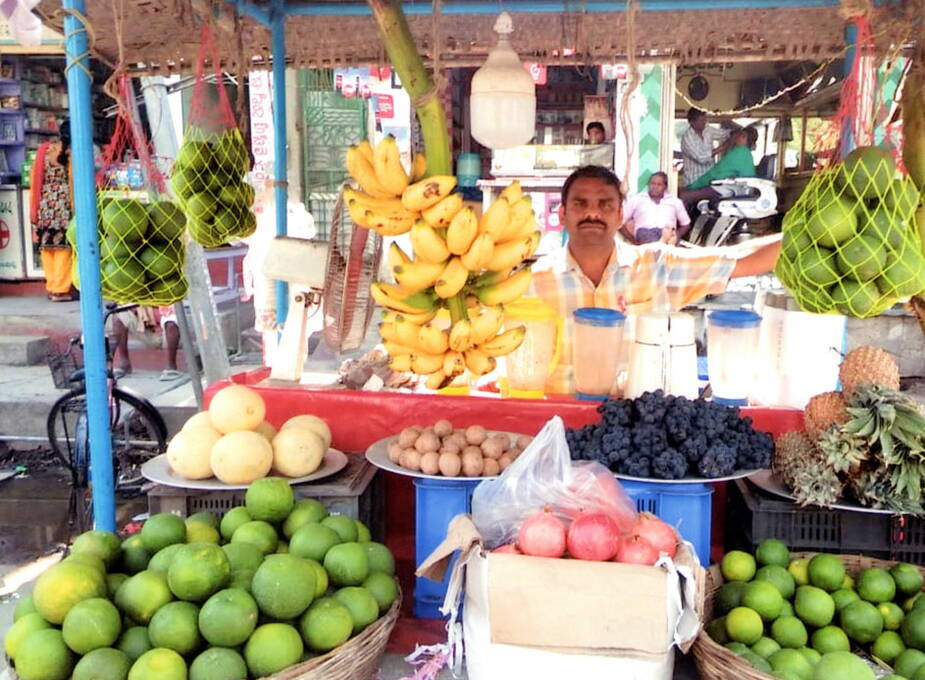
[72,74,189,305]
[172,22,255,248]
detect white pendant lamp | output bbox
[469,12,536,150]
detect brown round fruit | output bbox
[420,452,440,475]
[438,453,462,477]
[492,434,511,450]
[387,442,402,463]
[414,432,440,453]
[399,450,422,471]
[481,438,504,460]
[482,459,501,476]
[398,428,420,448]
[498,453,514,470]
[439,440,461,455]
[516,435,533,449]
[465,425,487,445]
[433,420,453,437]
[462,451,484,477]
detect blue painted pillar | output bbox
[271,2,288,323]
[840,23,859,158]
[63,0,115,530]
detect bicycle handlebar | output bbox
[104,303,139,324]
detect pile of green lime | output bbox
[707,538,925,680]
[6,477,397,680]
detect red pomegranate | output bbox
[517,510,567,558]
[566,512,620,561]
[630,513,678,558]
[615,534,659,566]
[492,543,521,554]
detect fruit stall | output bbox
[7,0,925,679]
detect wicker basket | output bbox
[266,590,401,680]
[692,552,925,680]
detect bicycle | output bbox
[46,303,168,531]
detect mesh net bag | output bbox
[71,74,189,305]
[171,22,255,248]
[775,17,925,317]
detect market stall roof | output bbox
[36,0,916,73]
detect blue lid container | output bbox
[708,310,762,328]
[457,152,481,187]
[573,307,625,327]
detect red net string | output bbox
[187,22,238,135]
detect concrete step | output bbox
[0,334,50,366]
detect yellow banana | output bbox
[346,200,371,228]
[446,207,479,255]
[357,140,375,166]
[466,295,480,309]
[525,230,541,258]
[411,351,446,375]
[393,259,445,293]
[387,242,412,271]
[383,341,418,356]
[383,308,439,325]
[371,283,438,314]
[402,175,457,211]
[394,315,424,350]
[486,235,533,272]
[472,268,512,288]
[464,348,496,376]
[373,135,409,197]
[344,187,407,212]
[411,153,428,182]
[425,370,449,390]
[443,350,466,377]
[478,197,511,241]
[411,219,451,264]
[422,193,463,228]
[418,323,450,354]
[507,212,538,240]
[434,256,469,299]
[469,305,505,345]
[477,326,526,358]
[379,321,399,342]
[497,197,534,240]
[346,146,393,198]
[390,354,412,372]
[366,211,414,236]
[475,267,533,306]
[500,180,522,204]
[461,233,495,271]
[449,319,473,353]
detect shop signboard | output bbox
[248,70,274,194]
[0,186,26,279]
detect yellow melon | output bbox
[208,385,266,434]
[280,415,332,450]
[210,431,273,484]
[254,421,278,443]
[182,411,213,430]
[271,427,326,478]
[166,424,222,479]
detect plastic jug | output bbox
[501,297,563,399]
[625,312,698,399]
[706,310,762,405]
[572,307,625,400]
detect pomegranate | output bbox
[615,534,659,566]
[517,510,567,558]
[631,513,678,558]
[492,543,521,554]
[566,512,620,561]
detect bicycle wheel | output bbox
[47,388,91,487]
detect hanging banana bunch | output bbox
[345,137,538,387]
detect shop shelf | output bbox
[413,477,480,619]
[725,478,925,562]
[620,479,714,566]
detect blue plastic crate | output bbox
[620,479,713,566]
[413,477,480,619]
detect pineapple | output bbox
[839,346,900,399]
[773,431,844,507]
[773,431,816,487]
[803,391,848,441]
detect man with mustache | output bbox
[530,165,781,394]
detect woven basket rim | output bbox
[692,552,924,680]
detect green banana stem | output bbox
[366,0,451,177]
[446,294,469,325]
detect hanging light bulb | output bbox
[469,12,536,150]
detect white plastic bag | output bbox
[471,416,636,549]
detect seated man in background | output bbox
[680,127,758,214]
[621,171,691,245]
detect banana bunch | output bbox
[903,65,925,192]
[360,173,542,388]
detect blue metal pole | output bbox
[62,0,116,531]
[271,2,288,324]
[840,22,859,158]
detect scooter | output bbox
[683,177,778,248]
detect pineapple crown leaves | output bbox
[818,425,868,473]
[841,383,925,464]
[851,465,924,515]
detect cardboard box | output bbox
[419,515,705,680]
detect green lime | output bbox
[840,599,884,644]
[798,646,821,665]
[321,515,359,543]
[721,551,757,582]
[13,629,75,680]
[811,625,850,654]
[148,601,201,655]
[756,564,797,600]
[832,588,861,610]
[726,641,749,655]
[282,501,327,539]
[767,648,813,680]
[742,650,772,672]
[811,650,874,680]
[186,512,219,529]
[881,601,906,631]
[726,606,764,645]
[252,554,316,619]
[354,520,372,543]
[62,597,123,654]
[333,586,380,635]
[5,612,52,660]
[902,606,925,649]
[756,539,790,568]
[304,558,328,598]
[189,647,248,680]
[363,572,398,613]
[892,563,924,598]
[64,552,107,574]
[167,543,231,602]
[324,542,370,587]
[780,600,795,617]
[742,580,784,621]
[243,623,304,677]
[290,523,342,563]
[716,581,747,614]
[198,588,258,647]
[808,554,846,592]
[857,567,897,603]
[219,507,252,541]
[771,615,808,649]
[147,544,184,573]
[795,585,835,628]
[120,535,150,575]
[364,542,395,576]
[127,647,187,680]
[13,593,38,621]
[221,542,265,573]
[115,570,174,624]
[33,561,108,625]
[872,630,906,664]
[108,573,130,596]
[752,636,782,659]
[116,627,151,661]
[72,530,122,567]
[706,617,729,644]
[140,514,186,553]
[896,648,925,678]
[72,647,132,680]
[245,477,294,523]
[299,597,354,652]
[788,558,810,587]
[184,523,220,545]
[231,520,278,555]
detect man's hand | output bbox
[731,240,782,278]
[660,227,677,245]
